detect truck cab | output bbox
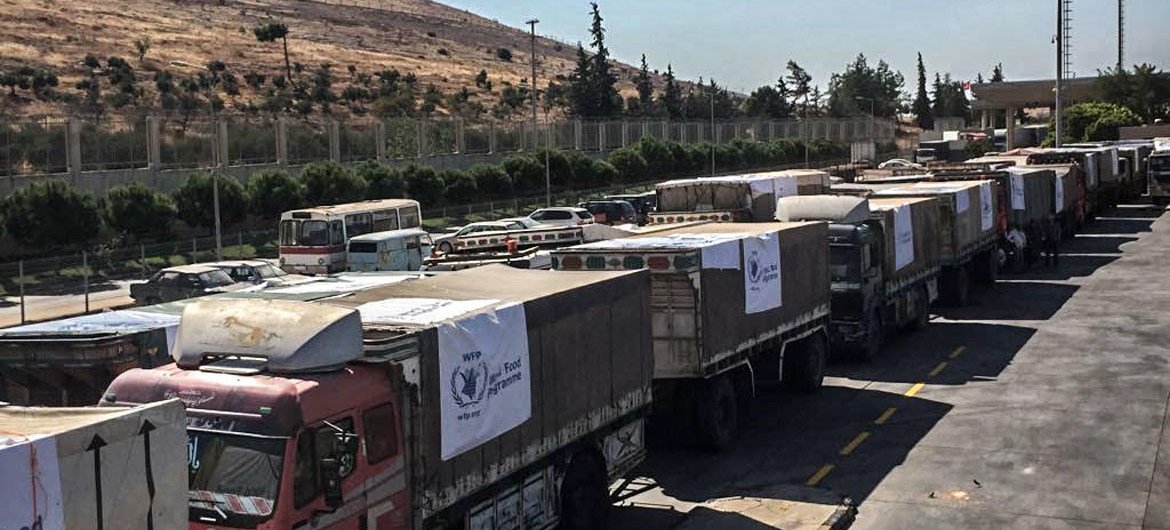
[828,221,885,352]
[1150,149,1170,206]
[103,304,410,530]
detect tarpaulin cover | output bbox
[868,197,940,282]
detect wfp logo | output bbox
[450,360,489,407]
[747,249,763,283]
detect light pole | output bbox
[526,18,551,206]
[710,88,716,177]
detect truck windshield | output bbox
[188,430,285,527]
[1151,156,1170,173]
[830,244,861,282]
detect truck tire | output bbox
[910,287,930,331]
[786,335,826,393]
[560,453,608,530]
[858,309,883,362]
[696,376,737,451]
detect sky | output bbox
[442,0,1170,94]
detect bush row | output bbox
[0,136,850,253]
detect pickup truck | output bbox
[433,221,583,254]
[103,265,653,530]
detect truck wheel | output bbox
[786,335,826,393]
[910,287,930,331]
[696,376,737,451]
[560,453,608,530]
[858,309,884,362]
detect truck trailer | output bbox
[776,195,938,359]
[103,265,653,530]
[1150,142,1170,206]
[649,170,830,224]
[550,221,831,449]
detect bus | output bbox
[279,199,422,274]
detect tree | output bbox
[568,43,594,117]
[826,54,904,118]
[402,164,446,205]
[913,52,934,130]
[658,64,682,118]
[587,2,620,117]
[2,180,101,250]
[172,172,249,230]
[1049,102,1142,144]
[990,63,1005,83]
[254,22,294,88]
[474,69,490,90]
[134,38,151,61]
[354,161,406,199]
[496,48,513,62]
[440,170,478,204]
[502,155,544,192]
[467,163,512,197]
[786,61,813,117]
[931,73,970,118]
[246,169,305,219]
[1097,64,1170,123]
[105,182,177,239]
[299,160,367,205]
[742,85,787,119]
[607,148,648,182]
[311,63,337,111]
[635,54,654,116]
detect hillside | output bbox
[0,0,682,120]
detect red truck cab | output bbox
[102,305,410,530]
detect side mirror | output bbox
[319,430,357,510]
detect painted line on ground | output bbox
[928,361,949,378]
[839,432,871,456]
[904,382,925,397]
[806,464,835,487]
[949,346,966,359]
[874,407,897,425]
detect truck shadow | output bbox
[1059,235,1139,255]
[614,386,952,529]
[939,281,1080,321]
[1080,216,1154,235]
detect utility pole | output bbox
[1118,0,1125,71]
[1055,0,1064,148]
[710,88,716,177]
[526,18,550,206]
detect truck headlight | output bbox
[317,257,326,265]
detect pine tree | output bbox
[991,63,1005,83]
[587,2,619,116]
[635,54,654,116]
[976,72,985,84]
[658,63,682,119]
[786,61,812,117]
[931,72,944,117]
[913,52,934,130]
[569,43,593,116]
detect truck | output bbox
[915,139,968,163]
[433,222,584,254]
[775,195,938,359]
[1065,144,1122,209]
[0,272,427,406]
[649,170,830,224]
[1025,149,1103,218]
[550,221,831,449]
[102,265,654,530]
[0,399,187,530]
[1149,140,1170,206]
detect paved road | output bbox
[0,280,134,329]
[611,203,1170,529]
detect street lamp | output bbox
[710,88,716,177]
[526,18,551,207]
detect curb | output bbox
[822,500,857,529]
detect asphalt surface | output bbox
[611,203,1170,529]
[0,280,134,329]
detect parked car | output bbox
[207,260,307,287]
[580,199,639,225]
[499,216,555,229]
[605,192,657,223]
[129,265,249,305]
[432,221,526,253]
[347,228,433,271]
[527,207,595,227]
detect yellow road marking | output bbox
[874,407,897,425]
[949,346,966,359]
[839,431,871,456]
[928,361,949,378]
[806,464,835,486]
[905,382,926,397]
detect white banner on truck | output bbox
[0,436,65,530]
[980,182,994,231]
[358,298,499,325]
[955,188,970,214]
[439,303,532,461]
[893,205,915,270]
[1057,179,1067,214]
[1010,174,1026,211]
[742,234,781,314]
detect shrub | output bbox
[402,164,446,205]
[590,160,620,186]
[608,148,649,182]
[299,160,367,205]
[467,163,512,197]
[496,47,513,62]
[502,155,544,193]
[1050,102,1142,145]
[2,179,101,250]
[105,182,178,239]
[440,170,478,204]
[354,161,406,199]
[635,136,674,176]
[246,169,305,219]
[531,149,572,189]
[565,151,600,187]
[172,172,249,231]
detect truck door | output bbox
[359,402,409,530]
[650,274,701,378]
[288,416,363,529]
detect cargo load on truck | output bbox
[550,221,831,448]
[104,265,652,530]
[1001,167,1057,226]
[0,400,187,530]
[650,170,830,224]
[869,181,998,267]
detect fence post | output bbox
[216,119,229,168]
[276,117,289,167]
[621,121,629,147]
[417,120,427,158]
[82,250,89,314]
[18,260,25,325]
[328,120,341,162]
[455,118,465,154]
[66,117,82,180]
[488,122,498,154]
[146,115,162,173]
[375,121,387,162]
[191,238,197,264]
[598,122,607,151]
[140,244,147,279]
[573,120,582,151]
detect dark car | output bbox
[605,192,657,224]
[129,264,248,305]
[578,200,638,225]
